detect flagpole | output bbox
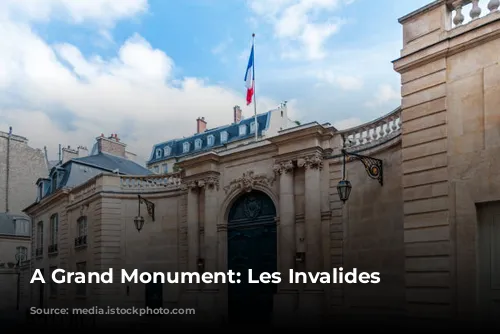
[252,33,258,142]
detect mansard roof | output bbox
[148,110,271,165]
[36,152,151,201]
[0,213,30,236]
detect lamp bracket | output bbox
[341,149,383,186]
[138,195,155,221]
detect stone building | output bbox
[146,103,295,174]
[21,0,500,326]
[0,129,47,311]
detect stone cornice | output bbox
[219,142,277,164]
[394,11,500,73]
[176,151,220,170]
[23,188,70,216]
[268,124,334,145]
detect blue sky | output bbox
[0,0,431,162]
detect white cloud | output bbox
[333,117,362,130]
[0,0,148,26]
[314,70,363,91]
[247,0,352,60]
[0,1,289,164]
[365,84,400,108]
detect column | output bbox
[299,154,323,281]
[273,160,295,289]
[186,181,199,289]
[203,176,219,291]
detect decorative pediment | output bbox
[224,170,275,194]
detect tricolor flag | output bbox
[244,43,255,106]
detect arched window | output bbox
[183,142,190,153]
[194,139,202,150]
[163,146,171,156]
[207,135,215,146]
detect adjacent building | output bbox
[146,103,295,173]
[0,129,48,310]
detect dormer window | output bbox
[183,142,190,153]
[163,146,171,156]
[250,121,258,133]
[51,174,58,192]
[239,125,247,136]
[155,148,162,159]
[207,135,215,146]
[220,131,228,143]
[194,138,202,150]
[38,183,43,200]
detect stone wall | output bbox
[0,131,47,214]
[394,0,500,320]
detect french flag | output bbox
[244,44,255,106]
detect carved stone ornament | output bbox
[203,176,220,191]
[297,153,323,170]
[223,170,275,194]
[272,160,294,175]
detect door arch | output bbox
[227,190,277,325]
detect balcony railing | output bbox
[75,235,87,248]
[120,173,182,191]
[48,244,58,255]
[35,247,43,257]
[449,0,500,28]
[339,107,402,150]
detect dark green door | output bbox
[227,190,277,325]
[145,280,163,310]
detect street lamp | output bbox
[134,195,155,232]
[336,148,383,203]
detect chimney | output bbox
[196,117,207,134]
[77,145,89,158]
[61,145,78,163]
[233,106,242,123]
[96,133,127,158]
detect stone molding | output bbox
[297,153,324,170]
[181,176,220,192]
[272,160,294,175]
[223,170,275,194]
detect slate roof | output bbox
[72,152,151,175]
[147,111,271,165]
[36,152,152,202]
[0,213,30,236]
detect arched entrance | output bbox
[227,190,277,325]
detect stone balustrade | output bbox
[339,107,401,150]
[120,173,182,190]
[449,0,499,28]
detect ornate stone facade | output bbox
[19,0,500,326]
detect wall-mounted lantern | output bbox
[134,195,155,232]
[336,148,383,203]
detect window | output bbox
[77,217,87,238]
[51,174,58,192]
[36,222,43,249]
[16,246,28,262]
[183,142,190,153]
[162,164,168,174]
[38,184,43,200]
[207,135,215,146]
[155,148,162,159]
[220,131,228,143]
[75,216,88,248]
[153,166,159,174]
[163,146,171,156]
[250,121,258,133]
[76,262,87,296]
[49,214,58,247]
[15,219,30,236]
[239,125,247,136]
[50,266,58,297]
[194,139,202,150]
